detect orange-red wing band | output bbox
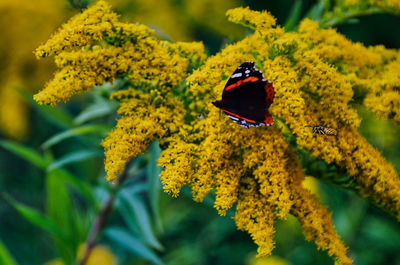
[264,115,274,125]
[265,82,275,104]
[224,76,259,91]
[222,109,257,123]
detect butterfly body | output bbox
[212,61,275,128]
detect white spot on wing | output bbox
[231,72,242,78]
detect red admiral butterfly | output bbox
[212,61,275,128]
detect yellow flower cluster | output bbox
[34,1,118,58]
[226,6,277,33]
[102,90,186,182]
[34,0,191,105]
[35,0,206,180]
[296,19,400,124]
[35,2,400,265]
[363,55,400,122]
[158,8,355,263]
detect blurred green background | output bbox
[1,0,400,265]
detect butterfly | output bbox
[212,61,275,128]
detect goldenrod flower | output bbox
[35,2,400,264]
[34,0,191,105]
[102,90,186,182]
[363,56,400,122]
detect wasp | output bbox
[306,124,337,136]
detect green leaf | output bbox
[361,217,400,250]
[52,168,95,205]
[48,149,102,170]
[0,240,18,265]
[104,227,164,265]
[41,124,111,149]
[46,171,79,265]
[74,101,117,125]
[4,194,66,241]
[118,190,164,251]
[0,140,94,203]
[46,170,74,230]
[284,0,302,31]
[116,184,147,236]
[122,183,148,195]
[20,90,74,129]
[147,141,163,232]
[306,1,325,20]
[0,140,49,169]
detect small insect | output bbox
[306,124,337,136]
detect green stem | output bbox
[77,159,134,265]
[319,7,384,28]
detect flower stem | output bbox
[78,159,134,265]
[319,7,383,28]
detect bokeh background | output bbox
[1,0,400,265]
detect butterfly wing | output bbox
[213,61,275,127]
[222,61,264,97]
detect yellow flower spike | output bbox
[337,128,400,218]
[158,139,197,197]
[226,7,281,40]
[291,185,352,265]
[103,91,185,182]
[295,96,400,218]
[241,127,295,219]
[213,159,242,215]
[235,177,276,257]
[364,57,400,122]
[34,1,189,105]
[166,41,207,64]
[35,36,188,103]
[165,14,352,260]
[35,0,118,58]
[298,19,381,72]
[365,90,400,122]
